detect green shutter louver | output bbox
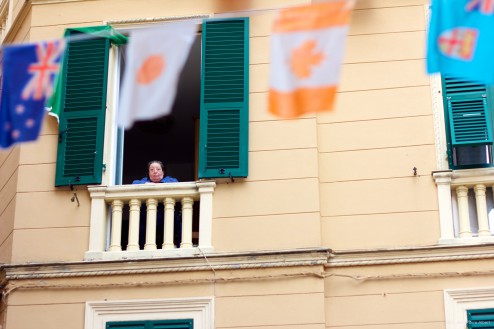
[107,319,193,329]
[199,18,249,179]
[444,77,493,146]
[106,323,146,329]
[55,31,110,186]
[467,308,494,328]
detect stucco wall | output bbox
[0,148,19,263]
[5,0,439,258]
[5,265,327,329]
[326,255,494,328]
[319,0,440,250]
[9,0,324,262]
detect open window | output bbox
[54,18,250,187]
[117,35,201,184]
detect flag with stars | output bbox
[0,40,65,148]
[268,1,353,118]
[427,0,494,84]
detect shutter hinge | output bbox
[219,169,235,182]
[69,178,81,206]
[102,164,106,172]
[58,128,68,142]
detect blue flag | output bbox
[427,0,494,84]
[0,40,65,148]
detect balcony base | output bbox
[85,247,214,261]
[438,236,494,245]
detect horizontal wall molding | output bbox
[2,248,331,280]
[329,243,494,267]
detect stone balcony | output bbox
[84,181,216,260]
[434,169,494,244]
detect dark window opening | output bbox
[120,35,201,184]
[452,145,493,167]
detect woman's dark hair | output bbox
[147,160,165,179]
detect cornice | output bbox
[3,243,494,281]
[1,248,331,280]
[329,243,494,267]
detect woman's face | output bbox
[148,162,164,183]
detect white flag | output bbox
[118,23,196,129]
[269,1,353,118]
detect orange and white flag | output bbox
[118,23,196,129]
[269,1,353,118]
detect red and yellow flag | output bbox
[269,1,353,118]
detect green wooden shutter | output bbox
[55,31,109,186]
[443,77,493,146]
[467,308,494,328]
[198,18,249,179]
[107,319,193,329]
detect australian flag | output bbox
[427,0,494,84]
[0,39,65,148]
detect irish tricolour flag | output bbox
[269,1,353,118]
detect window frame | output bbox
[444,287,494,329]
[85,297,213,329]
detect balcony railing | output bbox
[85,181,216,260]
[433,169,494,244]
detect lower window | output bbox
[467,308,494,329]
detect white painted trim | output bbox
[85,297,214,329]
[105,15,210,30]
[430,73,449,170]
[444,287,494,329]
[102,44,120,187]
[424,4,449,171]
[433,171,455,240]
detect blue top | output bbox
[132,176,178,184]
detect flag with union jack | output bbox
[0,39,65,148]
[465,0,494,14]
[427,0,494,84]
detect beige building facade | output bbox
[1,0,494,329]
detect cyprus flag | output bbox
[269,1,353,118]
[118,22,196,129]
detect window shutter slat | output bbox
[467,308,494,328]
[444,77,493,146]
[106,323,146,329]
[55,31,109,186]
[199,18,249,179]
